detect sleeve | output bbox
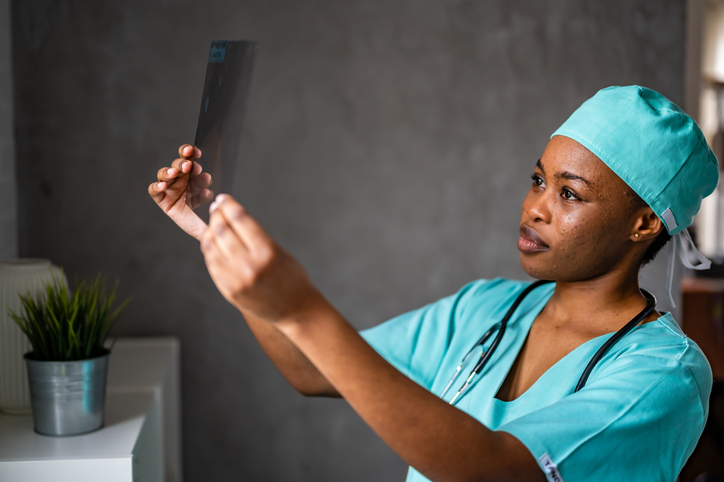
[359,280,495,391]
[496,349,711,482]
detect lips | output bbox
[518,226,550,253]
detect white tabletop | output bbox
[0,390,154,461]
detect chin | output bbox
[519,254,562,281]
[520,256,606,284]
[520,255,548,280]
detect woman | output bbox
[149,86,716,481]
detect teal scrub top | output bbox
[360,278,712,482]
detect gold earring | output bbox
[634,233,640,238]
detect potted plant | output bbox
[9,274,131,436]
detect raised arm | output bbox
[149,146,338,397]
[200,194,545,482]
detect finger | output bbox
[215,195,273,253]
[191,160,203,175]
[148,181,167,203]
[190,188,213,210]
[191,172,212,189]
[201,231,233,292]
[208,205,252,260]
[171,158,194,173]
[198,188,214,203]
[159,166,189,194]
[178,144,202,160]
[201,228,226,261]
[157,166,180,183]
[201,227,252,296]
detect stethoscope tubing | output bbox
[574,288,656,391]
[439,324,497,402]
[440,280,657,404]
[440,279,552,403]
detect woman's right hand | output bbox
[148,144,213,240]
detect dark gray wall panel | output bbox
[0,0,16,259]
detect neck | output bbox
[543,267,652,334]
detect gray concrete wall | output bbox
[0,0,16,259]
[12,0,685,480]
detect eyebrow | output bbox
[536,159,593,187]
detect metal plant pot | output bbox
[24,351,109,436]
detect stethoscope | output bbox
[439,279,657,405]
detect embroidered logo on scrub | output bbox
[539,453,564,482]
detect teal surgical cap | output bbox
[552,85,719,235]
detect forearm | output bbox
[241,310,340,397]
[277,301,543,482]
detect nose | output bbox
[523,189,552,223]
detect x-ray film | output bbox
[188,40,257,220]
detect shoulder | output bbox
[623,313,711,382]
[602,313,713,416]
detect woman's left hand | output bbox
[200,194,323,323]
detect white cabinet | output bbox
[0,338,182,482]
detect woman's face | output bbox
[518,135,641,281]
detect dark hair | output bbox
[642,230,671,266]
[628,190,671,266]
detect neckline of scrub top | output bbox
[489,305,671,407]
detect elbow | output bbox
[297,385,341,398]
[290,379,341,398]
[296,385,323,397]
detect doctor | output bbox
[149,86,715,482]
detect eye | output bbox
[562,188,579,201]
[531,174,544,188]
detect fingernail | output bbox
[209,201,218,214]
[216,194,229,203]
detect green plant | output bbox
[9,274,132,361]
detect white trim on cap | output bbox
[661,208,678,232]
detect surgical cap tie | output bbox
[665,228,712,307]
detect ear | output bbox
[630,209,664,242]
